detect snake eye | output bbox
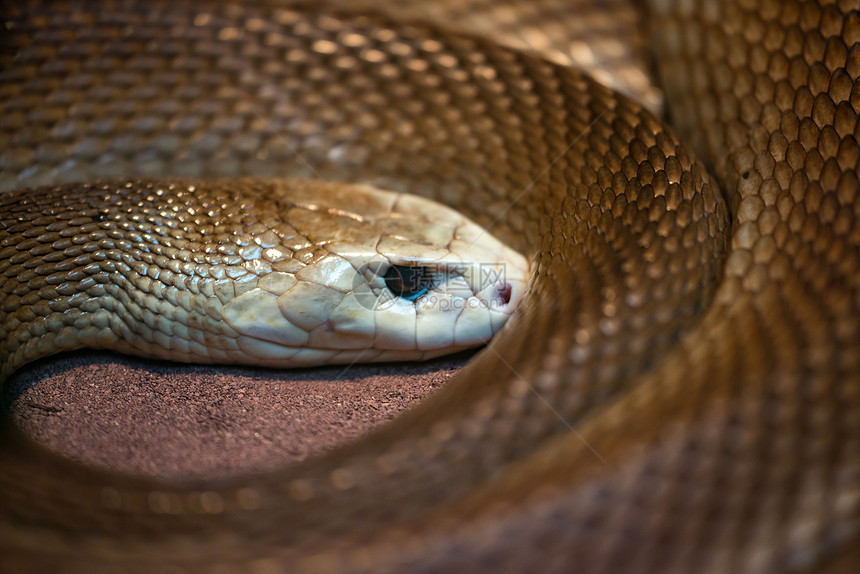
[383,265,432,300]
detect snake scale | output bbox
[1,0,859,572]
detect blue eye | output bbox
[383,265,432,300]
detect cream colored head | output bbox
[219,180,529,366]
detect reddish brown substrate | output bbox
[3,351,471,481]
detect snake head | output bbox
[220,180,529,366]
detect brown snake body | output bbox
[0,0,859,572]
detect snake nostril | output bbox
[496,282,513,305]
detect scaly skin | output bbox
[0,0,857,572]
[0,177,527,373]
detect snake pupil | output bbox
[383,265,432,300]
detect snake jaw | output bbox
[220,256,528,367]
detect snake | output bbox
[0,0,858,572]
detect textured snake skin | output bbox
[0,0,858,572]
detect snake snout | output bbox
[481,274,528,335]
[496,282,513,305]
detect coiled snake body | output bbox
[1,0,859,572]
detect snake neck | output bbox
[0,180,271,382]
[0,274,237,385]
